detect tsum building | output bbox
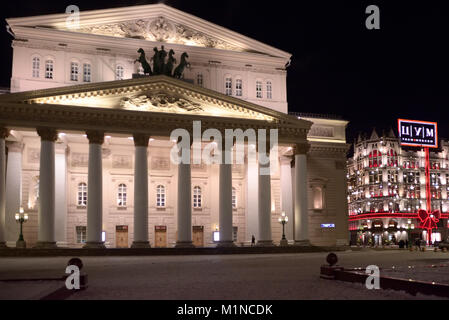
[0,4,349,249]
[347,129,449,246]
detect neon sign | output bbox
[398,119,438,148]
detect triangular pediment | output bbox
[0,76,308,127]
[6,4,291,58]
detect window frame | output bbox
[32,56,40,78]
[70,62,79,82]
[193,186,202,209]
[117,183,127,207]
[77,182,87,207]
[156,185,166,208]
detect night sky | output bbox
[1,0,448,144]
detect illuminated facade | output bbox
[0,4,350,249]
[347,129,449,245]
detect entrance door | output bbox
[192,226,204,247]
[116,226,128,248]
[155,226,167,248]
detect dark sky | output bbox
[1,0,448,143]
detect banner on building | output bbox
[398,119,438,148]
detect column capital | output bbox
[37,128,58,142]
[280,156,293,166]
[133,134,150,147]
[293,143,310,155]
[86,131,104,145]
[0,128,10,139]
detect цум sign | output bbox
[398,119,438,148]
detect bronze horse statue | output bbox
[164,49,176,76]
[135,48,152,75]
[173,52,190,79]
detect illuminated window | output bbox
[369,150,382,168]
[312,186,324,210]
[235,79,243,97]
[77,183,87,206]
[232,187,237,209]
[156,185,166,208]
[32,57,40,78]
[117,184,127,207]
[45,60,54,79]
[76,226,87,244]
[83,63,91,82]
[266,81,272,99]
[225,77,232,95]
[197,73,203,87]
[71,62,79,81]
[193,186,202,208]
[256,81,263,98]
[116,65,124,80]
[387,149,398,167]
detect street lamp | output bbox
[15,207,28,248]
[278,212,289,247]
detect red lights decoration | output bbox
[418,209,440,231]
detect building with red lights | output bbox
[347,129,449,246]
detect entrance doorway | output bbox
[116,225,128,248]
[155,226,167,248]
[193,226,204,247]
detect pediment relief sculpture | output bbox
[74,17,241,51]
[120,93,203,113]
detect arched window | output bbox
[45,60,54,79]
[197,73,203,87]
[232,187,237,209]
[71,62,79,81]
[116,65,124,80]
[256,80,263,98]
[83,63,91,82]
[78,183,87,206]
[193,186,202,208]
[235,79,243,97]
[225,77,232,96]
[117,184,127,207]
[387,149,398,167]
[266,81,272,99]
[32,57,40,78]
[369,150,382,168]
[156,185,166,208]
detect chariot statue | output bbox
[135,46,190,79]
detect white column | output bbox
[258,150,273,246]
[217,145,234,247]
[294,143,310,245]
[280,156,294,242]
[84,131,105,249]
[35,128,58,248]
[175,145,194,248]
[55,144,68,246]
[131,134,150,248]
[0,128,9,248]
[246,153,259,243]
[5,142,22,245]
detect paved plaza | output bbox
[1,250,449,300]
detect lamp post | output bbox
[278,212,289,247]
[15,207,28,248]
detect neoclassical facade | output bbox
[0,4,349,249]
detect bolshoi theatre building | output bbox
[0,4,349,249]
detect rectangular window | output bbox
[235,79,243,97]
[71,62,79,81]
[256,81,263,98]
[225,77,232,96]
[76,226,87,244]
[83,64,91,82]
[197,74,203,87]
[45,60,54,79]
[266,81,272,99]
[32,57,40,78]
[116,66,124,80]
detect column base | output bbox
[294,240,311,247]
[131,241,151,249]
[280,239,289,247]
[34,241,57,249]
[175,241,195,248]
[83,242,106,249]
[216,241,236,248]
[257,240,274,247]
[0,242,8,249]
